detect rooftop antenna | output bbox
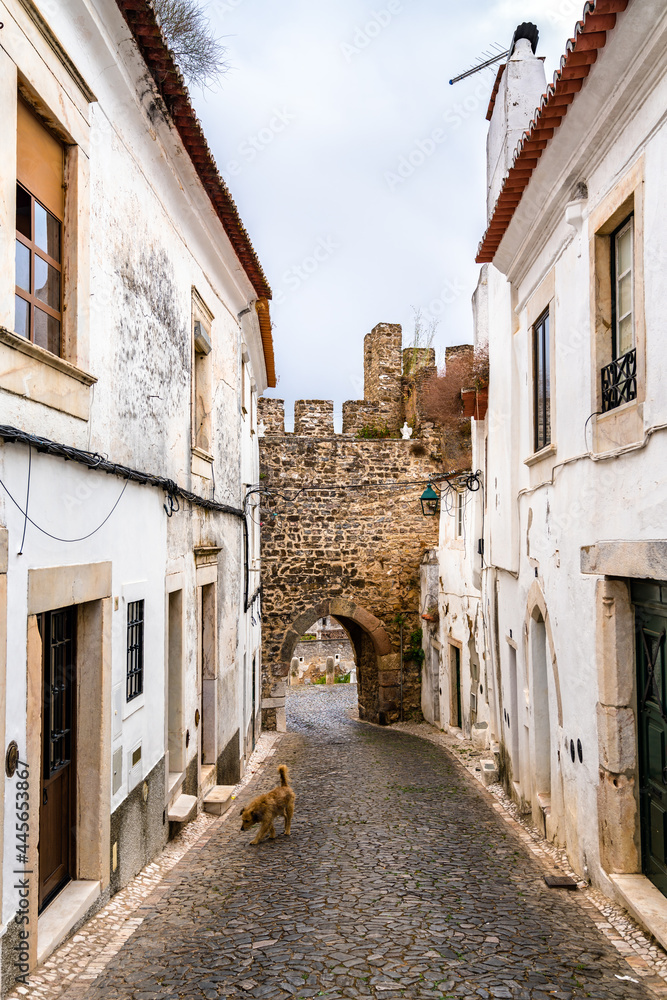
[449,24,539,86]
[449,44,508,86]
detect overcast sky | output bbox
[193,0,579,428]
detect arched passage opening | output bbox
[263,598,398,729]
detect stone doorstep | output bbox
[166,770,184,808]
[167,793,197,824]
[609,874,667,954]
[200,764,217,796]
[262,697,285,709]
[37,880,101,965]
[537,792,552,818]
[203,785,236,816]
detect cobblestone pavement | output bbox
[42,684,659,1000]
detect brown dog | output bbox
[240,765,295,845]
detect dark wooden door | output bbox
[39,608,76,911]
[635,583,667,896]
[451,645,462,729]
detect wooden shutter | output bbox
[17,99,64,219]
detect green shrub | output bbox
[404,628,425,666]
[335,672,351,684]
[356,422,391,439]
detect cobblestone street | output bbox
[39,688,666,999]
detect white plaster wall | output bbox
[0,448,166,925]
[486,40,546,219]
[0,0,268,932]
[479,7,667,884]
[435,418,491,743]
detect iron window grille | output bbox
[126,600,144,701]
[533,308,551,452]
[42,608,75,777]
[601,348,637,413]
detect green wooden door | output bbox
[635,582,667,895]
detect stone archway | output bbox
[523,581,563,727]
[262,597,399,730]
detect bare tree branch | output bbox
[153,0,228,89]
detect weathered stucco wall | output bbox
[443,1,667,907]
[0,0,265,981]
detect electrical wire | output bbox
[0,474,128,544]
[584,410,602,452]
[18,441,31,556]
[0,425,243,519]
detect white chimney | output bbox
[486,25,546,221]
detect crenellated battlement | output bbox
[259,322,444,439]
[294,400,334,436]
[259,398,285,434]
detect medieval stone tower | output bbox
[257,323,447,730]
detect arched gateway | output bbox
[257,323,447,737]
[264,598,398,729]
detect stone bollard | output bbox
[290,657,300,686]
[349,666,357,684]
[471,721,489,749]
[326,656,335,685]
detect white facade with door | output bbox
[0,0,271,987]
[433,1,667,920]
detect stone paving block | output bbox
[11,690,667,1000]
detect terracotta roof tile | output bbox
[476,0,630,264]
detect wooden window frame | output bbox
[455,489,464,539]
[611,213,634,360]
[15,181,63,356]
[532,308,551,453]
[191,290,214,463]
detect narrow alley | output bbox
[27,688,661,1000]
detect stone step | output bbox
[167,770,183,807]
[203,785,236,816]
[167,793,197,824]
[200,763,217,795]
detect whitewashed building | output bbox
[0,0,273,986]
[432,0,667,936]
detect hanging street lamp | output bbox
[420,483,440,517]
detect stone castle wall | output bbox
[258,322,470,729]
[291,637,355,684]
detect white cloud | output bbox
[193,0,578,420]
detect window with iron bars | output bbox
[601,214,637,412]
[126,600,144,701]
[533,308,551,451]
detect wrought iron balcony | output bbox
[601,348,637,413]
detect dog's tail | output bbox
[278,764,290,786]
